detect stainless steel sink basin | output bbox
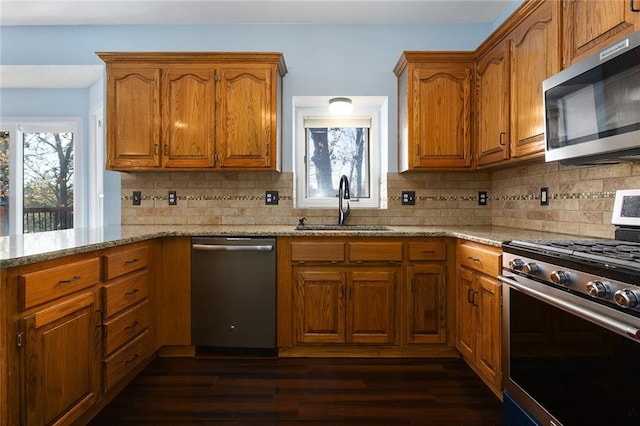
[295,224,391,231]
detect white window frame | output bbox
[0,117,88,235]
[293,97,388,209]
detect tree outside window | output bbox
[22,131,74,232]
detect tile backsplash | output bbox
[121,160,640,238]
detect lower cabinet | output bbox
[279,236,455,356]
[20,290,101,426]
[294,267,397,344]
[456,240,503,397]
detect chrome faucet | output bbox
[338,174,350,225]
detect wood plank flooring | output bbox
[89,356,503,425]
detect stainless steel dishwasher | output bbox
[191,237,276,353]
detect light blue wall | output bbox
[0,11,522,224]
[0,23,494,169]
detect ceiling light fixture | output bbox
[328,97,353,116]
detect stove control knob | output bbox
[509,258,525,270]
[522,263,539,274]
[586,281,609,298]
[614,289,640,308]
[550,271,570,285]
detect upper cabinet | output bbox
[394,53,475,171]
[563,0,640,67]
[476,39,511,167]
[98,52,287,172]
[476,0,560,168]
[509,0,561,159]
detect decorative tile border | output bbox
[126,191,616,203]
[122,194,294,202]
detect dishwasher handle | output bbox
[192,243,274,252]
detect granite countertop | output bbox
[0,224,594,268]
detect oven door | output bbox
[500,273,640,426]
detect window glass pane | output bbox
[22,131,74,233]
[306,127,370,199]
[0,131,8,236]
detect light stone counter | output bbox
[0,224,596,268]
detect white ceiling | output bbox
[0,0,516,89]
[0,0,515,26]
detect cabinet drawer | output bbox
[349,242,403,262]
[407,240,447,261]
[103,299,149,356]
[103,269,149,317]
[291,242,345,263]
[102,245,149,281]
[18,257,100,310]
[457,242,502,276]
[103,329,150,391]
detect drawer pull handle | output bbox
[124,258,139,265]
[125,321,139,330]
[421,250,436,254]
[125,288,139,297]
[467,256,480,262]
[124,353,139,364]
[58,276,81,284]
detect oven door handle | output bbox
[499,275,640,341]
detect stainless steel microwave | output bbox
[543,30,640,165]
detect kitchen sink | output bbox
[295,224,392,231]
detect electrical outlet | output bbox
[478,191,488,206]
[265,191,279,205]
[401,191,416,205]
[168,191,177,206]
[132,191,141,206]
[540,187,550,206]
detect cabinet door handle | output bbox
[125,288,139,297]
[125,321,139,330]
[467,289,474,304]
[471,291,479,307]
[164,144,169,155]
[632,0,640,12]
[499,131,506,146]
[124,353,139,364]
[58,276,81,284]
[154,144,159,156]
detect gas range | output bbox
[502,239,640,317]
[502,189,640,322]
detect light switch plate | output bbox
[540,187,550,206]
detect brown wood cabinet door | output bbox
[21,291,100,426]
[294,270,345,343]
[456,266,476,360]
[476,40,510,167]
[563,0,640,66]
[215,65,275,169]
[510,0,560,159]
[162,68,215,168]
[347,270,397,344]
[411,64,473,169]
[406,263,447,344]
[475,274,502,390]
[106,67,161,169]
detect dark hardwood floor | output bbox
[89,356,503,425]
